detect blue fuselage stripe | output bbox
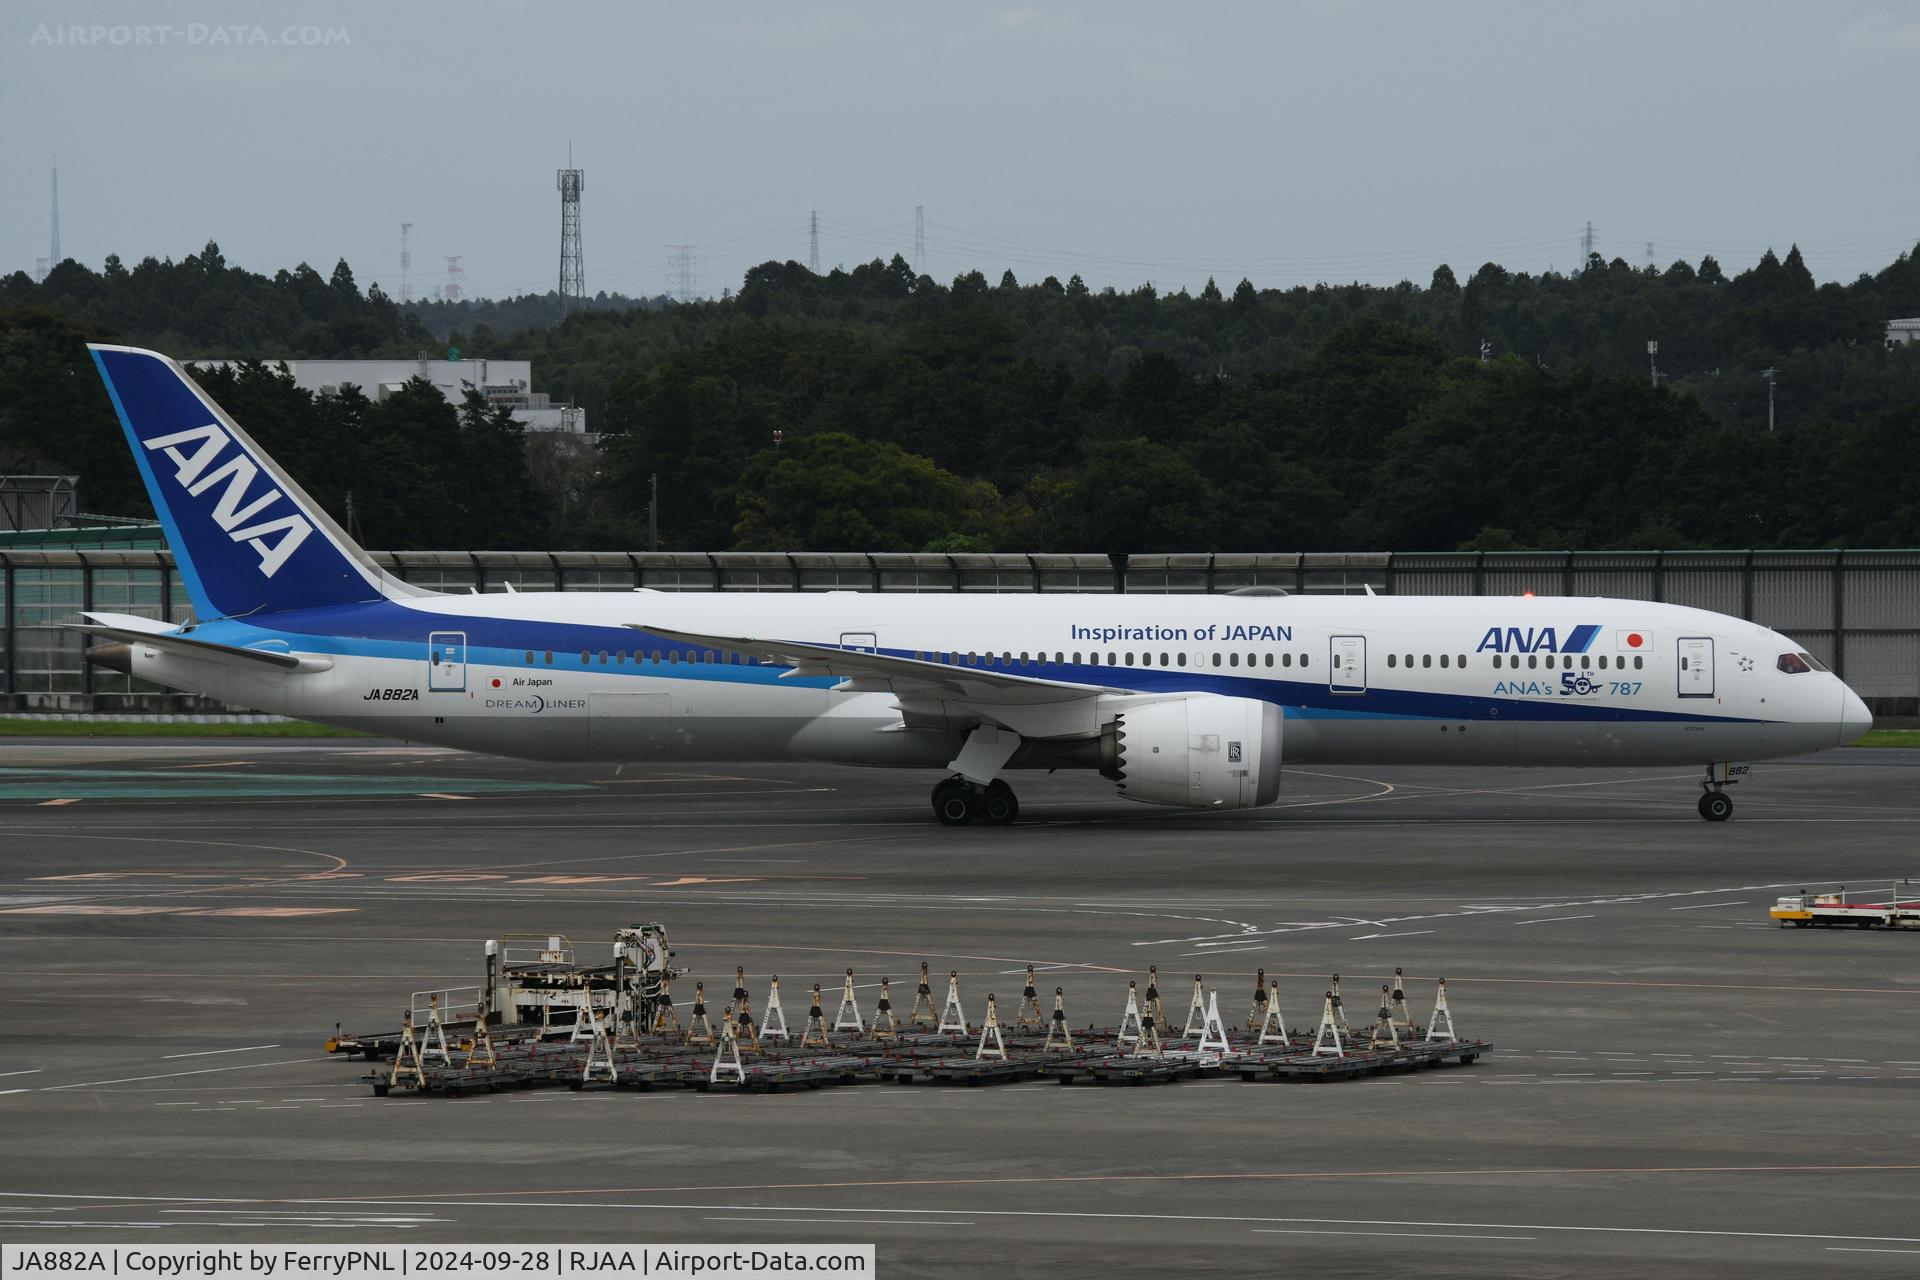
[191,600,1762,727]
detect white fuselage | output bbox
[124,590,1865,774]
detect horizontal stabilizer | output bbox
[66,621,310,670]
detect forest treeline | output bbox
[3,240,1919,552]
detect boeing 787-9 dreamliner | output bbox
[76,345,1872,824]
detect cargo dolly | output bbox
[338,938,1492,1099]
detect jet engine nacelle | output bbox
[1099,693,1282,809]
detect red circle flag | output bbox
[1626,632,1643,648]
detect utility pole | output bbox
[1760,366,1779,432]
[647,473,658,552]
[809,210,820,275]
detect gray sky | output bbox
[5,1,1917,301]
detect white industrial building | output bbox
[1887,318,1920,349]
[192,357,587,433]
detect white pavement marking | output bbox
[1514,915,1595,926]
[1669,901,1750,911]
[1253,1229,1535,1240]
[705,1217,972,1227]
[39,1057,332,1091]
[0,1070,42,1079]
[272,1199,1920,1247]
[163,1045,282,1059]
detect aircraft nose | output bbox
[1839,687,1872,746]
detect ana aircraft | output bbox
[77,345,1871,824]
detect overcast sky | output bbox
[5,1,1917,301]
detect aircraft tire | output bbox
[980,780,1019,826]
[1698,791,1733,822]
[933,781,977,826]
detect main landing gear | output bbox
[931,776,1020,827]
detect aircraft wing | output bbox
[631,624,1124,705]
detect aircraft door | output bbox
[839,631,878,653]
[1329,635,1367,694]
[1677,636,1714,698]
[427,631,467,692]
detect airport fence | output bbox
[2,548,1915,715]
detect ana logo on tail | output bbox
[144,422,313,577]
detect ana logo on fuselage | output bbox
[1475,626,1596,654]
[143,422,313,577]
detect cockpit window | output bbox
[1776,653,1811,674]
[1798,651,1829,673]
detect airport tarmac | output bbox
[2,739,1918,1278]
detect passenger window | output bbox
[599,650,609,664]
[1422,655,1431,669]
[1440,654,1450,668]
[651,649,661,662]
[667,651,678,664]
[1264,654,1273,668]
[1634,656,1643,669]
[1527,654,1537,669]
[1229,653,1240,668]
[1597,655,1607,670]
[1178,653,1188,667]
[544,650,553,665]
[1072,652,1081,664]
[1458,655,1466,667]
[1388,654,1397,668]
[1300,654,1308,668]
[1211,654,1222,668]
[1282,653,1291,667]
[1126,652,1135,666]
[580,651,590,664]
[524,650,535,664]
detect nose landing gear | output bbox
[931,776,1021,826]
[1698,761,1745,821]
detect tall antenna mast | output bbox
[48,156,61,273]
[557,144,585,310]
[399,222,412,304]
[914,205,926,275]
[1580,220,1596,265]
[809,210,820,274]
[444,255,465,304]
